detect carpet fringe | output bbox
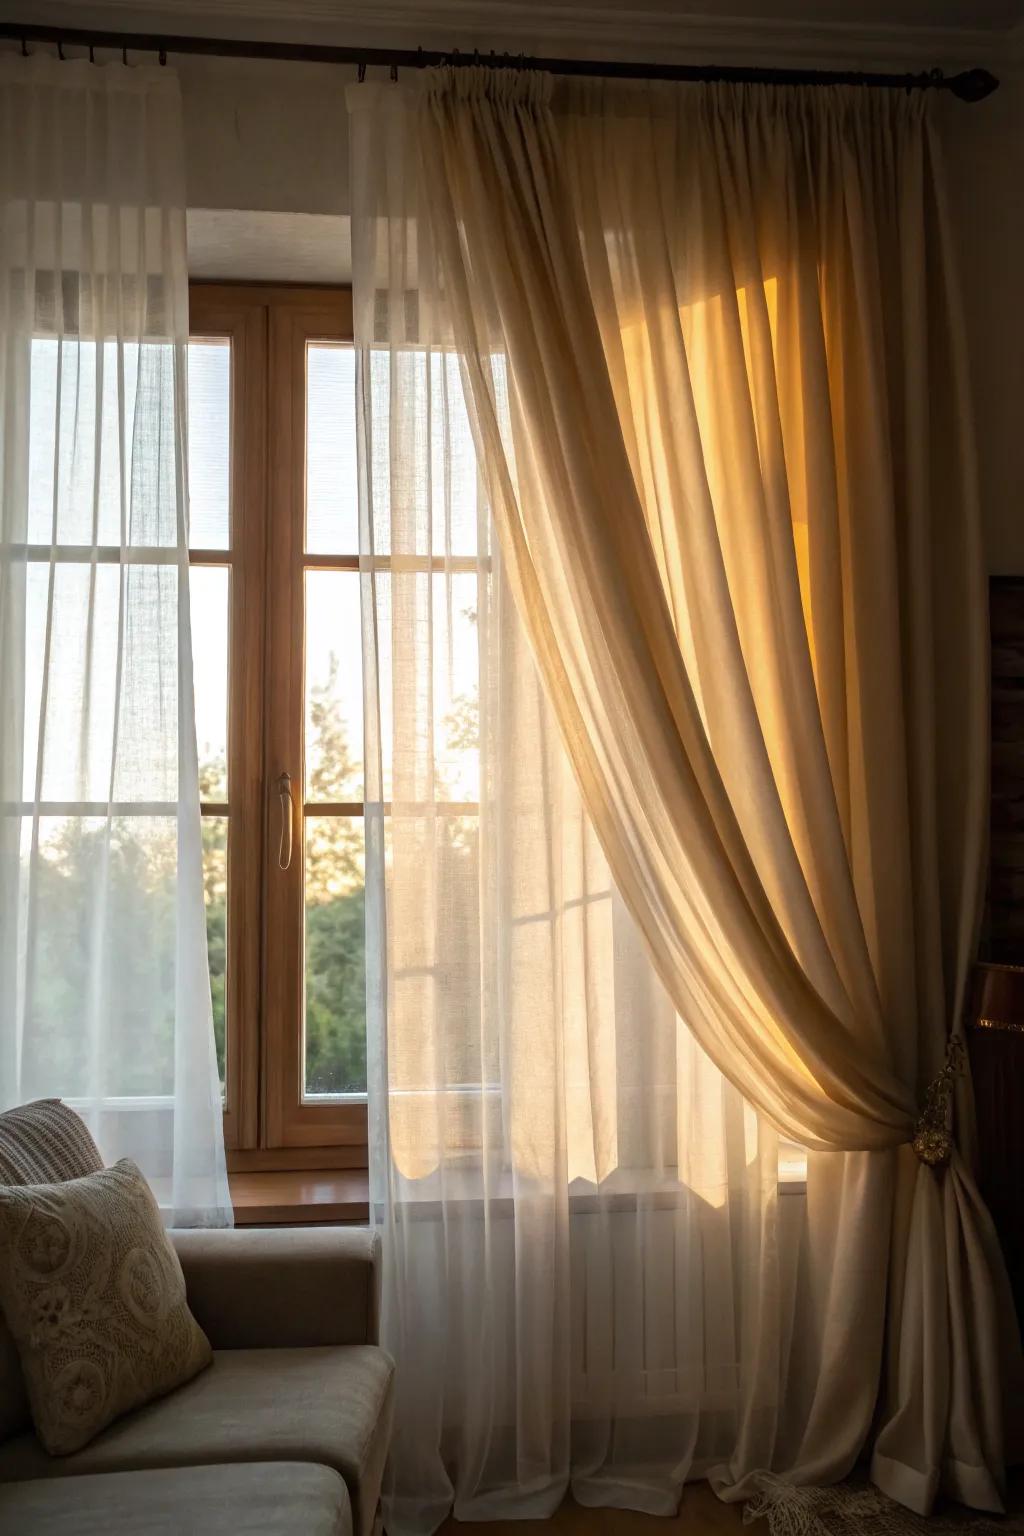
[742,1474,1013,1536]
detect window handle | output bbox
[276,771,295,871]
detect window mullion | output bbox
[262,304,310,1150]
[188,286,269,1155]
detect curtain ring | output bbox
[57,39,65,61]
[357,60,366,83]
[122,45,128,66]
[390,62,398,82]
[158,47,167,67]
[20,35,28,57]
[89,44,95,64]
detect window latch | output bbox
[276,771,295,871]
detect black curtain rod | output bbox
[0,21,1000,102]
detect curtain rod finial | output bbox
[948,67,999,102]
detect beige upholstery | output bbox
[171,1227,381,1348]
[0,1323,28,1445]
[0,1103,392,1534]
[0,1346,394,1536]
[0,1100,105,1443]
[0,1100,103,1186]
[0,1461,352,1535]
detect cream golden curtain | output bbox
[349,73,1018,1526]
[352,83,800,1532]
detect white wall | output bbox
[177,58,352,217]
[176,59,354,284]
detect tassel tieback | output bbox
[911,1035,966,1168]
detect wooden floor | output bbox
[437,1487,743,1534]
[436,1476,1024,1533]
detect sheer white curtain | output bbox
[0,56,230,1227]
[350,85,816,1536]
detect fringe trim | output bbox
[743,1476,1011,1536]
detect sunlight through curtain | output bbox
[0,56,230,1226]
[349,72,1019,1532]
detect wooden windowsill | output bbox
[227,1159,810,1227]
[229,1169,370,1226]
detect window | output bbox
[187,284,806,1196]
[19,336,188,1110]
[188,286,366,1167]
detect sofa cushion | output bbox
[0,1160,212,1455]
[0,1345,394,1536]
[0,1101,104,1187]
[0,1460,351,1535]
[171,1227,381,1349]
[0,1100,104,1444]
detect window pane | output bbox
[18,815,178,1101]
[189,566,229,802]
[29,340,179,548]
[429,350,482,558]
[365,570,479,803]
[305,569,362,803]
[201,815,228,1091]
[363,348,484,559]
[306,343,357,554]
[432,572,480,802]
[304,815,366,1097]
[23,562,184,803]
[187,340,231,550]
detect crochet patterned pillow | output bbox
[0,1099,104,1444]
[0,1159,211,1455]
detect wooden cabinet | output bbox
[968,965,1024,1328]
[973,581,1024,1327]
[987,578,1024,956]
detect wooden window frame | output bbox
[264,291,367,1153]
[188,283,367,1173]
[188,287,266,1156]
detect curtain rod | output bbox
[0,21,999,102]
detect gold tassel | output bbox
[911,1035,965,1168]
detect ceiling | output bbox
[8,0,1024,41]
